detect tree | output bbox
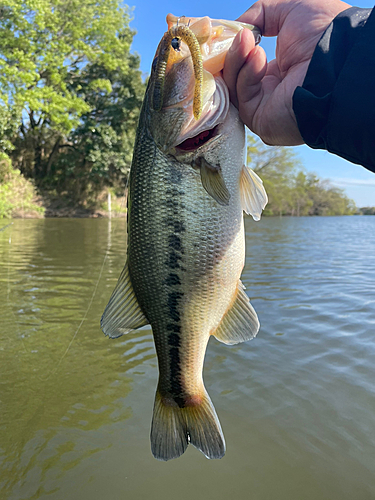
[0,0,145,201]
[246,131,356,216]
[247,132,301,216]
[359,207,375,215]
[43,55,145,202]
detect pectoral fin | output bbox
[240,165,268,221]
[213,281,259,345]
[101,263,148,338]
[199,158,230,206]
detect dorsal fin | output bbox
[213,281,259,345]
[101,263,148,338]
[240,165,268,221]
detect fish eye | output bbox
[171,37,181,51]
[152,56,158,72]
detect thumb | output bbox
[223,28,267,121]
[237,0,291,37]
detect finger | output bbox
[238,58,281,134]
[237,0,352,37]
[223,28,257,108]
[240,59,306,145]
[236,0,288,37]
[235,44,268,128]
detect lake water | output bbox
[1,216,375,500]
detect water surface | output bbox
[1,217,374,500]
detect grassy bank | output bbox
[0,154,44,218]
[0,153,127,218]
[41,190,127,218]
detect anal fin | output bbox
[213,281,259,345]
[240,165,268,221]
[101,263,148,338]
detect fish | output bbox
[101,14,268,461]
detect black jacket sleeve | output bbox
[293,6,375,173]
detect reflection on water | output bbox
[0,217,375,500]
[0,219,154,498]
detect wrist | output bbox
[293,6,373,149]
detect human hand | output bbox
[223,0,351,146]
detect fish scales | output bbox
[129,106,244,402]
[101,15,267,461]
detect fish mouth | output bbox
[175,125,219,152]
[170,76,229,152]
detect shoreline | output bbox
[3,211,372,220]
[4,192,128,219]
[8,208,127,219]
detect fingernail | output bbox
[252,28,262,45]
[229,30,243,52]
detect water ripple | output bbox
[1,217,375,499]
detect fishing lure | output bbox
[152,24,203,120]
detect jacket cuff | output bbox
[293,6,375,172]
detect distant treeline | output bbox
[0,1,357,216]
[247,134,356,216]
[357,207,375,215]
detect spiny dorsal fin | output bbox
[199,157,230,206]
[213,281,259,345]
[101,263,148,338]
[240,165,268,221]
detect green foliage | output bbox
[0,153,44,217]
[247,132,356,216]
[358,207,375,215]
[0,0,145,201]
[0,103,18,151]
[48,55,145,202]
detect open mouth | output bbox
[176,126,218,152]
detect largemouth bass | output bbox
[101,14,267,461]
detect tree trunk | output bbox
[45,137,62,177]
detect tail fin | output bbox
[150,389,225,461]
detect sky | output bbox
[126,0,375,207]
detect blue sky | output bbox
[127,0,375,207]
